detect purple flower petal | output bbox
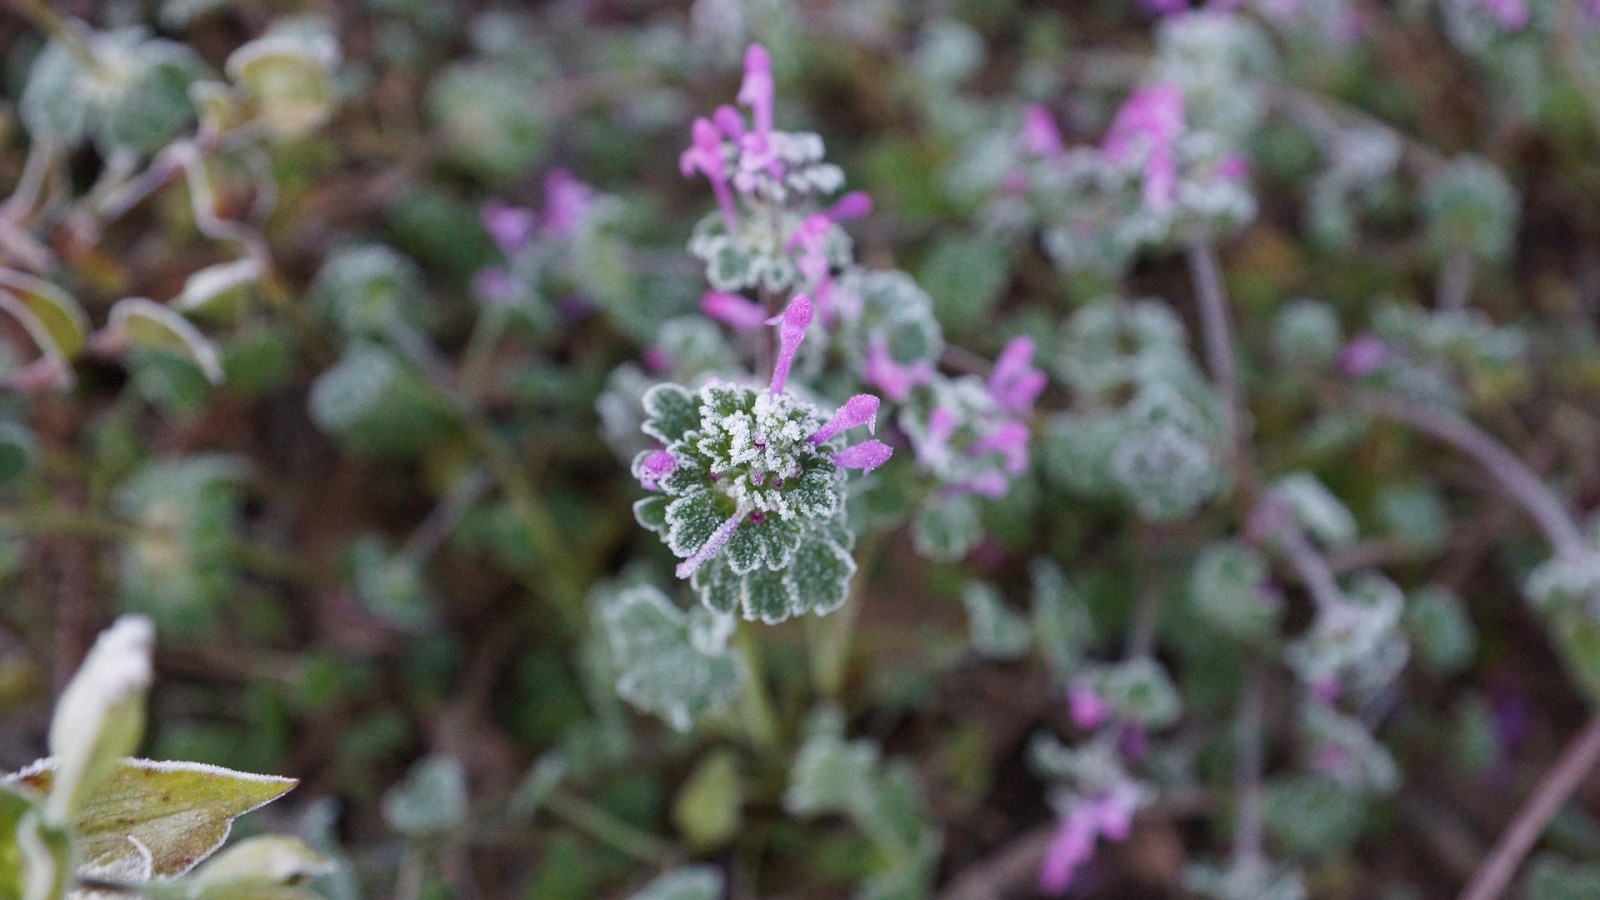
[701,291,769,331]
[810,394,880,444]
[769,293,813,395]
[833,439,893,473]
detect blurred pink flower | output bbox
[1104,84,1186,213]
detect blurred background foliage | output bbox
[2,0,1600,897]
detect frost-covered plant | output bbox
[1,618,327,898]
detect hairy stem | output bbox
[1459,714,1600,900]
[1357,393,1587,559]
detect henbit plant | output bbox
[0,617,329,898]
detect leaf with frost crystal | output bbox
[7,758,296,878]
[740,565,800,624]
[784,733,880,817]
[1274,472,1357,549]
[664,490,728,559]
[912,493,980,562]
[103,298,224,385]
[633,495,670,534]
[181,835,335,899]
[690,559,741,617]
[628,865,725,900]
[787,535,855,618]
[1189,541,1279,645]
[0,783,72,900]
[381,756,467,836]
[0,271,89,370]
[723,516,803,575]
[601,585,739,732]
[962,582,1029,660]
[641,384,701,445]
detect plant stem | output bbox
[544,787,672,865]
[1459,713,1600,900]
[1277,524,1347,613]
[1186,239,1257,495]
[1232,660,1266,873]
[1357,393,1587,559]
[807,532,881,699]
[733,622,781,751]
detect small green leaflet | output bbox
[601,585,740,732]
[103,298,224,385]
[0,272,89,388]
[8,757,296,879]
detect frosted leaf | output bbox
[641,384,701,445]
[381,755,467,836]
[963,582,1030,660]
[634,495,670,534]
[1274,472,1358,549]
[1189,541,1279,644]
[723,514,804,574]
[788,535,855,618]
[601,585,740,732]
[913,493,981,562]
[741,565,800,624]
[691,558,742,617]
[1404,585,1476,675]
[1079,658,1182,728]
[1030,560,1095,673]
[784,733,880,817]
[1300,704,1399,795]
[664,491,730,559]
[629,865,725,900]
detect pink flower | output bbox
[833,439,893,473]
[1478,0,1529,29]
[1103,84,1186,213]
[827,191,873,221]
[539,169,595,239]
[701,291,769,331]
[637,451,677,490]
[1337,334,1387,377]
[680,117,737,231]
[1069,680,1110,729]
[481,200,536,256]
[969,421,1029,477]
[988,336,1046,414]
[810,394,879,444]
[738,45,774,138]
[1020,104,1064,159]
[862,336,934,402]
[769,293,813,395]
[1038,808,1097,894]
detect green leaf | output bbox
[381,755,467,836]
[633,496,670,534]
[601,585,740,732]
[784,733,879,818]
[912,494,980,562]
[172,259,262,315]
[627,865,725,900]
[1189,541,1280,645]
[641,384,699,446]
[691,558,741,617]
[103,298,223,385]
[1404,585,1476,675]
[672,750,741,850]
[962,582,1029,660]
[8,758,296,879]
[179,835,335,899]
[0,273,88,388]
[787,534,856,619]
[740,565,800,624]
[917,233,1010,337]
[0,783,73,900]
[226,28,339,139]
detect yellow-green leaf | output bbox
[8,758,295,879]
[0,783,73,900]
[104,297,224,385]
[0,272,88,388]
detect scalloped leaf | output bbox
[641,384,699,445]
[172,259,262,314]
[690,559,741,617]
[8,758,296,878]
[788,535,854,618]
[601,585,739,732]
[105,298,224,385]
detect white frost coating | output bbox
[47,616,155,822]
[106,297,224,385]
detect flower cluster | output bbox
[633,296,889,623]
